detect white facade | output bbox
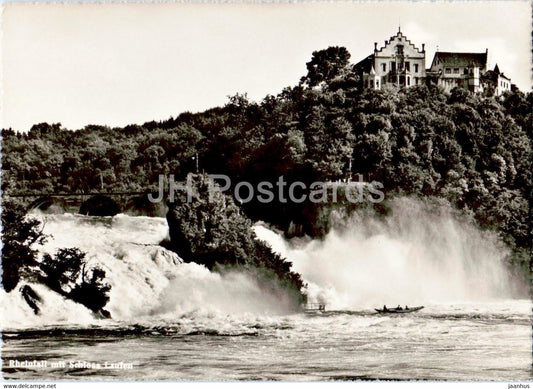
[359,28,426,90]
[355,29,513,96]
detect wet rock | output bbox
[166,174,305,307]
[20,285,42,315]
[94,309,112,319]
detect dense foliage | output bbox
[2,46,531,278]
[41,247,111,313]
[166,174,305,306]
[1,199,46,292]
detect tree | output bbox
[166,174,305,307]
[69,267,111,312]
[40,247,111,312]
[40,248,86,293]
[1,199,47,292]
[300,46,351,88]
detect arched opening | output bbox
[124,194,167,217]
[28,196,67,213]
[79,195,120,216]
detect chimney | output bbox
[374,42,378,51]
[422,43,425,52]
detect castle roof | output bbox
[353,54,375,74]
[376,29,425,54]
[486,65,511,81]
[430,51,488,70]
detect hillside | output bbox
[2,46,531,280]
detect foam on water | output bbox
[1,197,525,331]
[254,197,523,310]
[2,212,293,330]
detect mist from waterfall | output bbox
[254,197,522,310]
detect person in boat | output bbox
[396,305,402,310]
[383,305,388,312]
[405,305,409,310]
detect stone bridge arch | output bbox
[28,196,68,213]
[79,195,121,216]
[123,194,168,217]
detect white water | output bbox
[1,198,524,328]
[1,212,293,330]
[1,199,531,380]
[254,197,522,310]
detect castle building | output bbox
[354,28,512,96]
[354,27,426,90]
[426,51,487,93]
[483,64,512,95]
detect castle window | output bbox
[376,80,379,88]
[464,68,468,75]
[414,64,419,73]
[407,77,410,86]
[445,68,451,74]
[405,62,410,71]
[391,62,396,72]
[382,63,386,72]
[454,68,459,74]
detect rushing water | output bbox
[2,301,531,381]
[1,199,531,381]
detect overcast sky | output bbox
[2,1,531,132]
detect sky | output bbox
[2,1,532,132]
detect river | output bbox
[1,199,531,381]
[2,301,531,380]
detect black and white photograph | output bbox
[1,0,532,385]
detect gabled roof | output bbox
[499,72,511,81]
[485,65,512,82]
[490,64,510,80]
[353,54,375,74]
[375,29,425,54]
[430,51,488,70]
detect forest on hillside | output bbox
[2,46,532,278]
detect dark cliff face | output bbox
[165,174,305,308]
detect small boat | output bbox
[375,306,424,314]
[303,303,326,313]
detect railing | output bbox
[4,192,149,198]
[303,303,326,311]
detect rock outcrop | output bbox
[166,174,305,308]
